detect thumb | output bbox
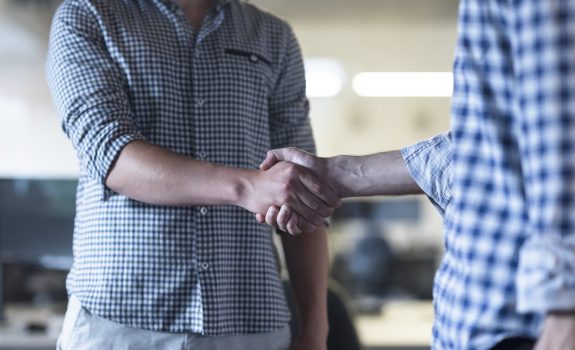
[255,213,265,224]
[259,150,280,170]
[261,148,314,170]
[260,148,300,170]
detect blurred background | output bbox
[0,0,456,349]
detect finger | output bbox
[276,204,292,233]
[297,216,320,233]
[292,182,334,219]
[286,214,302,235]
[272,148,315,168]
[259,151,279,171]
[265,206,280,228]
[298,170,341,209]
[286,193,326,226]
[261,148,315,171]
[255,213,265,224]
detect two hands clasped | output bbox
[252,148,335,235]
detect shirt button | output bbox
[195,98,205,107]
[200,207,208,215]
[198,151,207,160]
[200,262,210,271]
[249,54,259,63]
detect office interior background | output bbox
[0,0,456,349]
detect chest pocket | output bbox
[220,48,275,102]
[224,49,272,67]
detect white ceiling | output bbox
[0,0,458,63]
[252,0,458,20]
[2,0,459,20]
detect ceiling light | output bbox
[353,72,453,97]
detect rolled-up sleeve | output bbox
[401,132,453,216]
[46,1,145,196]
[268,26,315,154]
[509,1,575,313]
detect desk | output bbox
[356,301,433,349]
[0,304,60,350]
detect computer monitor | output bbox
[0,178,76,269]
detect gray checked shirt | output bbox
[46,0,315,335]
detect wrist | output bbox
[325,155,353,198]
[229,169,258,209]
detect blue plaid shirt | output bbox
[46,0,314,336]
[402,1,575,348]
[402,0,575,349]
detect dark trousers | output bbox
[492,337,536,350]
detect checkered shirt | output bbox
[46,0,315,335]
[402,1,575,348]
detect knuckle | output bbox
[280,193,290,203]
[310,200,319,210]
[286,163,297,174]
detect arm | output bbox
[260,150,422,198]
[282,225,329,349]
[259,132,454,233]
[508,1,575,347]
[324,150,423,197]
[106,141,333,223]
[261,133,452,200]
[46,2,335,223]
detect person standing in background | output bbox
[47,0,340,349]
[260,1,575,349]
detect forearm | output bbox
[327,150,423,198]
[282,226,329,340]
[106,140,248,206]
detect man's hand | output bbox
[535,313,575,350]
[241,161,339,231]
[256,148,341,234]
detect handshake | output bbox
[241,146,420,234]
[244,148,342,235]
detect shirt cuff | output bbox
[517,235,575,313]
[400,132,453,216]
[96,129,146,201]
